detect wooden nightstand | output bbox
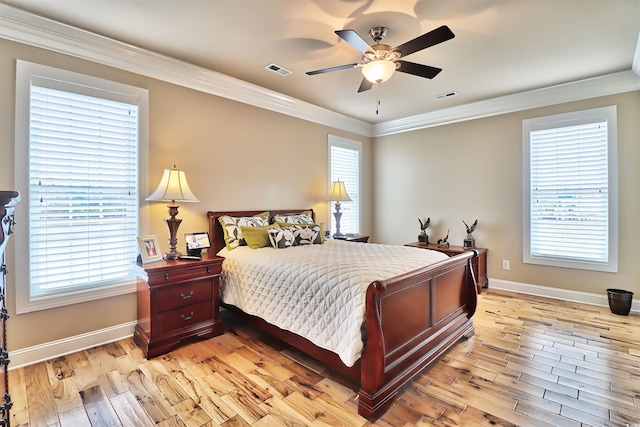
[405,242,488,292]
[133,255,224,358]
[334,234,370,243]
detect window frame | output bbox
[522,105,618,272]
[328,135,361,236]
[14,60,149,314]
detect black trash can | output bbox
[606,289,634,315]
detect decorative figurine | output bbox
[437,229,450,248]
[463,219,477,248]
[418,217,430,245]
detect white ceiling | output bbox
[2,0,639,124]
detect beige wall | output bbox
[0,39,372,351]
[373,91,640,296]
[2,34,637,353]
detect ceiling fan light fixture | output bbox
[362,60,396,83]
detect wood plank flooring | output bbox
[8,289,640,426]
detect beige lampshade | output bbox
[362,60,396,83]
[327,180,352,202]
[146,166,199,203]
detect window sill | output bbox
[523,255,617,273]
[16,279,137,315]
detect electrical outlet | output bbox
[502,260,510,270]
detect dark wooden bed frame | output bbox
[207,209,478,420]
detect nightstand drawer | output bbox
[147,262,221,285]
[156,278,213,311]
[157,300,213,334]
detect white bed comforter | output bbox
[217,239,448,367]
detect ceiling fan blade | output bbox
[335,29,375,55]
[306,63,359,75]
[357,78,373,93]
[396,61,442,79]
[394,25,455,57]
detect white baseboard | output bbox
[489,278,639,313]
[9,321,136,370]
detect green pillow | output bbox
[241,224,279,249]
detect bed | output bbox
[207,209,478,420]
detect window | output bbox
[328,135,361,235]
[15,60,149,313]
[523,106,617,272]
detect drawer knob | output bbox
[164,273,169,280]
[181,312,194,321]
[180,291,193,300]
[206,266,210,273]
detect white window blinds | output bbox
[28,83,139,297]
[523,106,618,272]
[329,136,360,235]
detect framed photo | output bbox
[185,231,211,256]
[137,235,163,264]
[185,232,211,250]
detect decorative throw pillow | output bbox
[276,222,325,246]
[268,227,296,249]
[218,212,269,250]
[287,224,323,246]
[272,210,313,224]
[241,224,279,249]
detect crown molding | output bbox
[0,3,373,137]
[373,70,640,137]
[1,3,638,139]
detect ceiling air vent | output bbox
[265,63,292,76]
[434,91,458,100]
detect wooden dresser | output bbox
[0,191,19,427]
[133,255,224,358]
[406,242,488,292]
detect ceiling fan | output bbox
[307,25,455,93]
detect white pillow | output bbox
[218,212,269,249]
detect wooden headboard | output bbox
[207,209,316,256]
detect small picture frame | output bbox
[185,232,211,256]
[137,235,163,263]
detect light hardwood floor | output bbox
[8,289,640,426]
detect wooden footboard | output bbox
[207,210,478,421]
[358,250,477,420]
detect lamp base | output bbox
[333,203,344,238]
[164,205,183,260]
[164,251,181,260]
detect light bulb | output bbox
[362,60,396,83]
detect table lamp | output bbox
[146,165,199,259]
[327,180,351,238]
